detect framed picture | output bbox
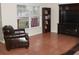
[17,17,29,29]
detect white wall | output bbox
[1,3,17,29]
[1,3,59,37]
[51,3,59,33]
[0,4,4,43]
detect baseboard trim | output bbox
[0,39,5,44]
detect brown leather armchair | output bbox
[3,25,29,51]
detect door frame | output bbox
[42,7,51,33]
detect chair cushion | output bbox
[11,37,28,43]
[19,37,27,42]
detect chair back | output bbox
[3,25,14,35]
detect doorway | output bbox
[42,8,51,33]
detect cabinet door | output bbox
[42,8,51,33]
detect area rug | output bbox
[62,43,79,55]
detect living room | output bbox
[0,2,79,55]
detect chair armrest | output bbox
[4,33,29,39]
[4,34,26,39]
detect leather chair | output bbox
[3,25,29,51]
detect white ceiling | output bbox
[58,0,79,4]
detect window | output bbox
[17,17,29,29]
[17,4,40,29]
[31,16,40,27]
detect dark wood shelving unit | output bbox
[58,3,79,36]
